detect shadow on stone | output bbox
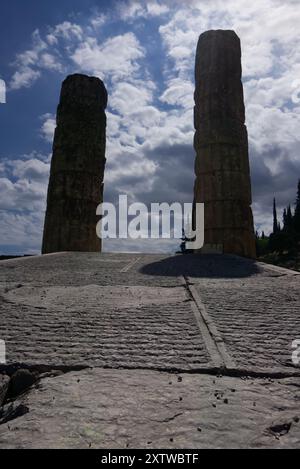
[8,369,38,399]
[140,254,261,279]
[0,403,29,425]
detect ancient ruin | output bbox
[42,73,107,253]
[193,30,256,258]
[2,31,300,451]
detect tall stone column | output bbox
[193,30,256,258]
[42,74,107,253]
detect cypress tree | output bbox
[283,208,287,230]
[287,205,293,231]
[273,198,278,234]
[294,179,300,235]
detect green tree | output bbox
[269,198,282,252]
[294,179,300,236]
[287,205,293,231]
[283,208,287,229]
[273,198,279,234]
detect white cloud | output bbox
[109,81,153,115]
[11,158,50,182]
[0,210,44,254]
[117,1,146,21]
[71,32,145,81]
[9,29,62,90]
[129,106,162,128]
[252,202,274,236]
[247,104,300,155]
[5,0,300,248]
[106,150,156,186]
[158,0,300,80]
[160,78,194,109]
[90,14,107,30]
[10,68,41,91]
[0,154,50,253]
[40,53,63,71]
[0,155,49,211]
[47,21,83,43]
[40,113,56,143]
[117,0,169,20]
[156,0,300,235]
[0,78,6,103]
[146,1,169,16]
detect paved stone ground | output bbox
[0,254,210,370]
[0,369,299,449]
[189,276,300,372]
[0,252,299,448]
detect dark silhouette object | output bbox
[256,232,269,257]
[180,228,187,254]
[180,228,194,254]
[193,30,256,259]
[268,180,300,255]
[273,198,279,234]
[286,205,293,230]
[140,253,260,279]
[42,74,107,254]
[8,369,37,399]
[269,198,283,253]
[294,179,300,236]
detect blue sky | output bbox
[1,0,300,254]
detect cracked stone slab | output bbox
[0,283,211,369]
[1,252,300,374]
[2,285,187,311]
[0,252,184,287]
[0,368,299,449]
[190,275,300,372]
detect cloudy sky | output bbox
[0,0,300,254]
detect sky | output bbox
[0,0,300,254]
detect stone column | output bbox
[193,30,256,258]
[42,74,107,253]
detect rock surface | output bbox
[0,369,299,449]
[0,253,299,373]
[0,374,9,406]
[8,369,37,399]
[0,252,299,448]
[42,74,107,254]
[193,30,256,258]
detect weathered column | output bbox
[42,73,107,253]
[194,30,256,258]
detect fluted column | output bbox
[42,74,107,253]
[194,30,256,258]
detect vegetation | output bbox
[256,179,300,271]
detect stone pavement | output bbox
[0,252,299,448]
